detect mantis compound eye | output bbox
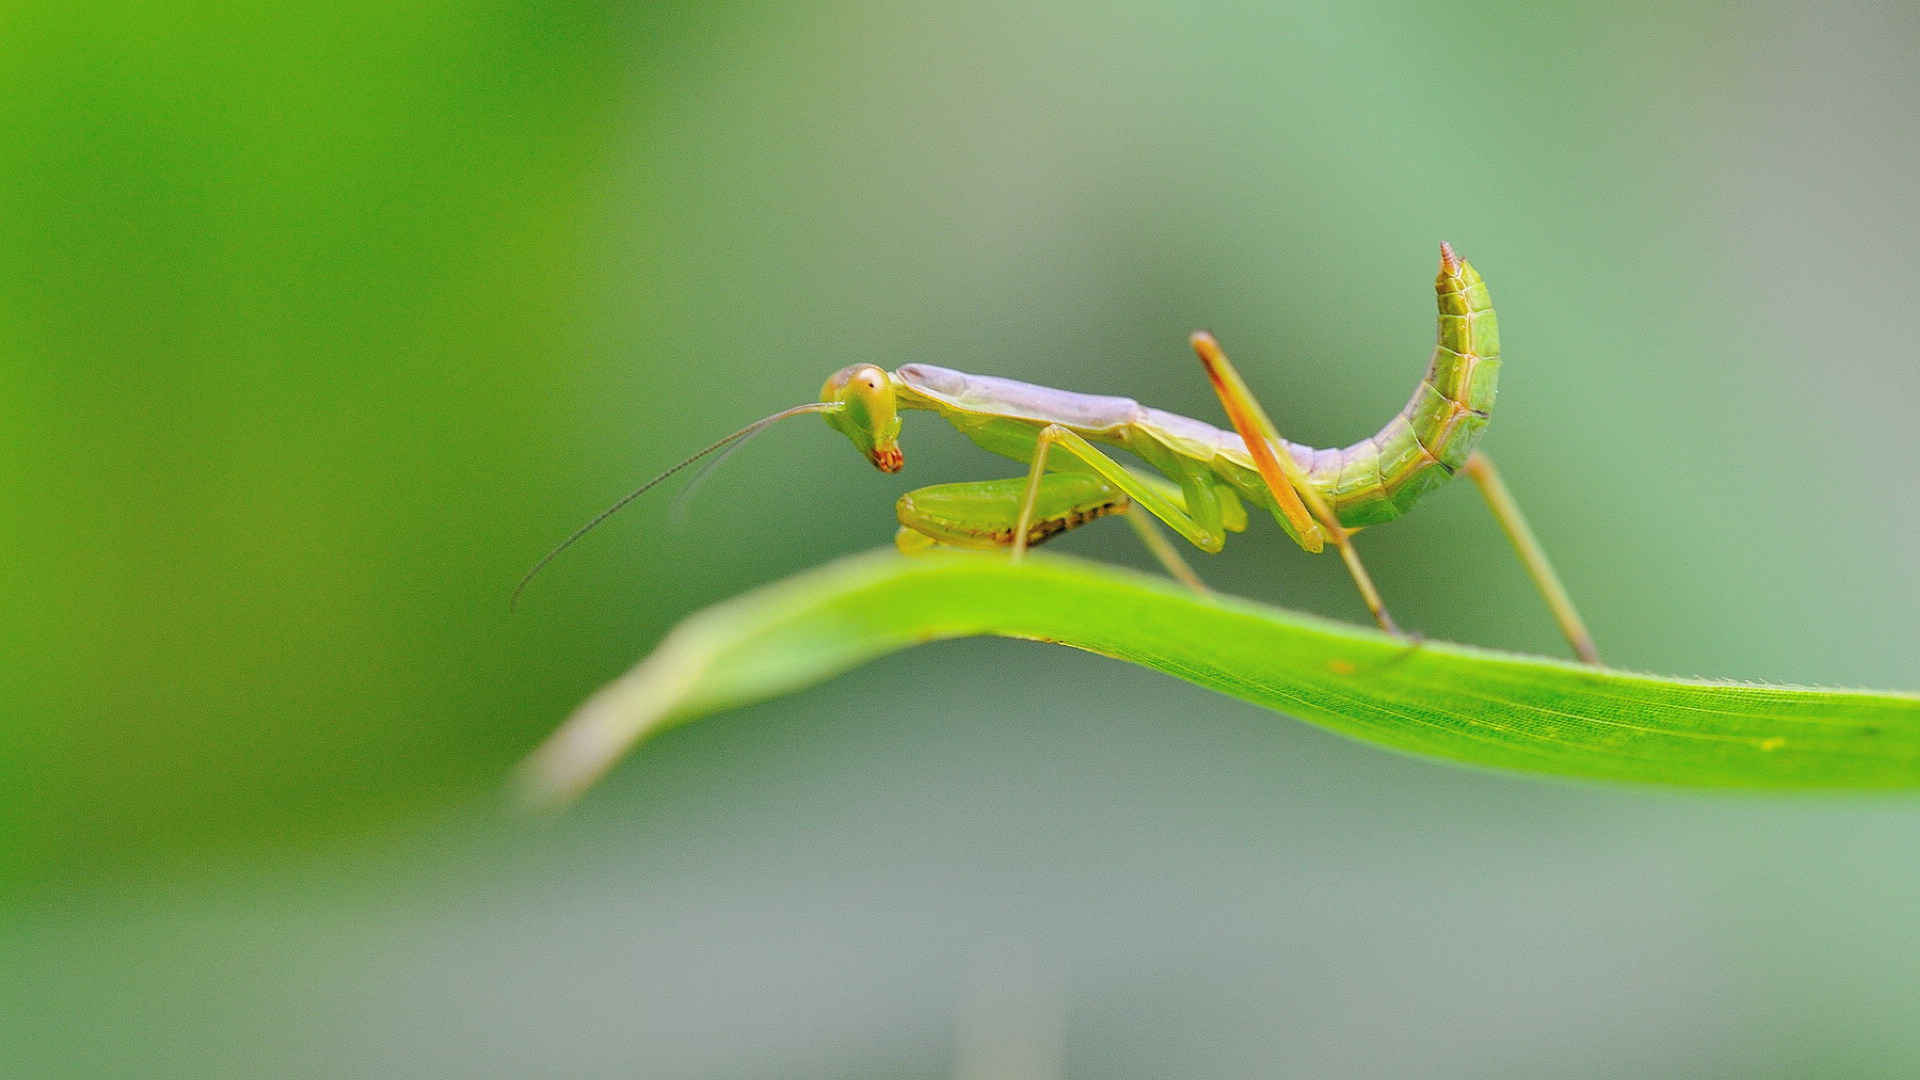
[821,363,888,400]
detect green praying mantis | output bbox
[518,243,1599,664]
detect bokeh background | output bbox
[6,2,1918,1075]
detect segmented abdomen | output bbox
[1292,244,1500,527]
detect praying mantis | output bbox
[519,243,1599,664]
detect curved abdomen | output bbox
[1291,245,1500,527]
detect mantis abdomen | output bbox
[1290,249,1499,527]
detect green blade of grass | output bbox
[517,549,1920,807]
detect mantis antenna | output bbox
[667,422,760,523]
[512,401,841,610]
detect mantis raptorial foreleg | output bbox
[1188,332,1403,637]
[1462,452,1600,664]
[892,470,1217,592]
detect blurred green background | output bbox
[5,1,1918,1075]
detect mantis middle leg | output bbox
[1010,425,1241,567]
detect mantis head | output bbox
[821,363,903,472]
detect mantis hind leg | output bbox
[895,470,1221,592]
[1461,452,1600,664]
[1189,332,1404,637]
